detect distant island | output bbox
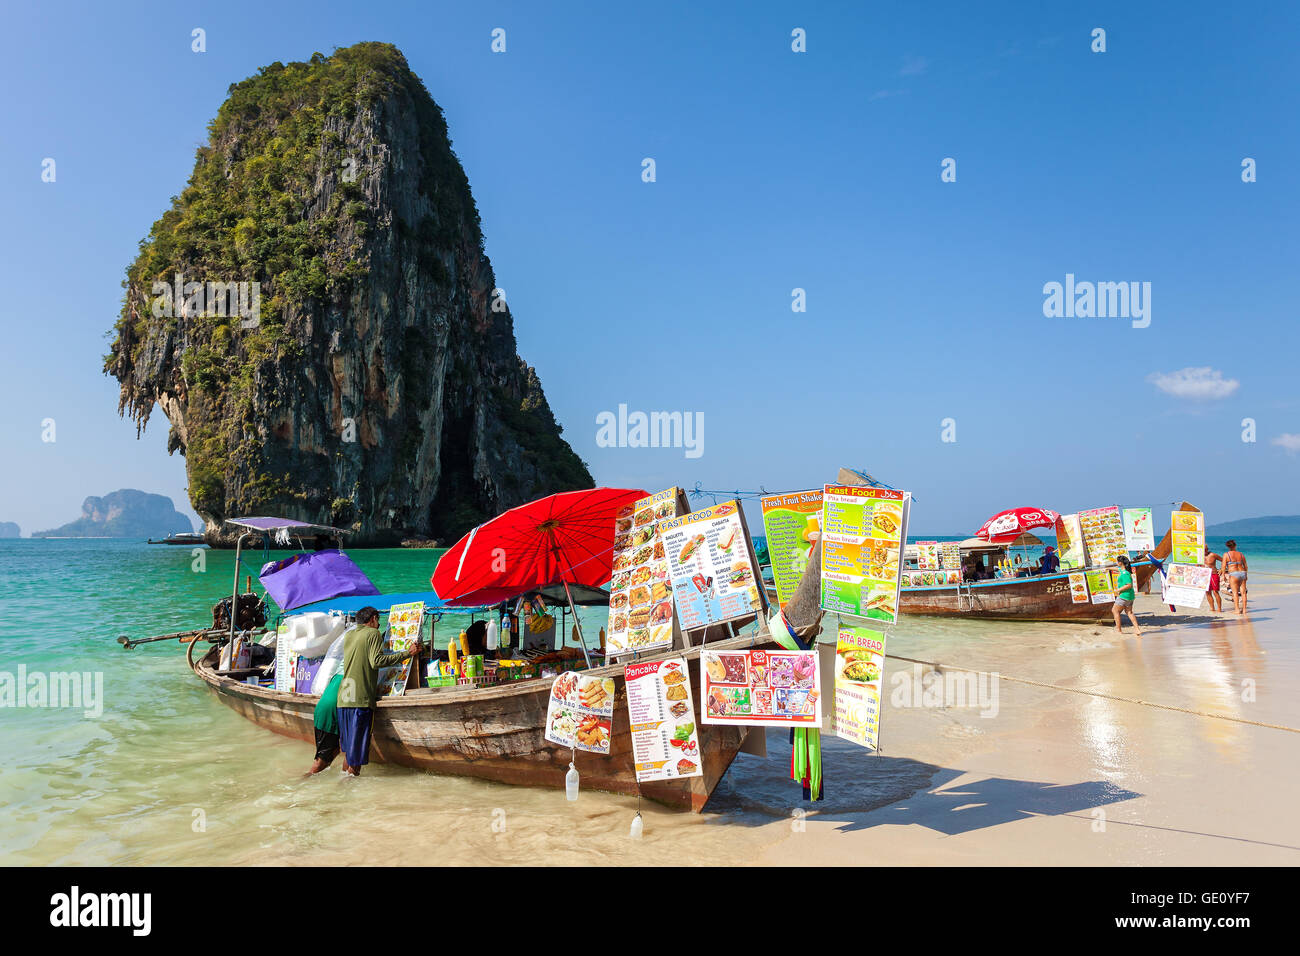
[1206,515,1300,536]
[32,490,194,539]
[0,522,19,538]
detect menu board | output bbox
[274,623,295,692]
[915,541,940,570]
[940,542,962,570]
[1170,510,1206,566]
[1067,571,1090,603]
[1079,505,1127,566]
[834,624,887,750]
[1085,568,1115,604]
[904,569,962,587]
[759,489,824,606]
[1163,562,1211,609]
[544,671,617,755]
[1122,507,1155,552]
[624,657,703,782]
[377,601,423,697]
[820,486,910,624]
[701,648,821,726]
[1055,514,1085,569]
[659,500,766,632]
[607,488,686,656]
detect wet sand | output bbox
[758,585,1300,866]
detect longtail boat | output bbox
[190,629,770,812]
[897,501,1199,621]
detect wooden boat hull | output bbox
[194,635,770,812]
[899,561,1158,621]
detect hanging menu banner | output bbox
[1163,562,1211,609]
[1068,571,1090,604]
[1085,568,1115,604]
[1079,505,1127,566]
[378,601,424,698]
[624,657,703,782]
[1121,507,1155,552]
[701,648,821,726]
[939,542,962,570]
[607,488,687,656]
[915,541,940,570]
[544,671,616,754]
[274,622,295,692]
[659,500,766,631]
[1170,510,1206,566]
[759,489,824,607]
[1055,514,1085,570]
[834,624,887,750]
[820,485,911,624]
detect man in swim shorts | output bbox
[1203,550,1222,613]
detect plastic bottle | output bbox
[565,762,579,801]
[629,811,643,839]
[486,619,499,651]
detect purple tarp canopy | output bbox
[259,550,380,611]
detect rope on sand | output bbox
[884,653,1300,734]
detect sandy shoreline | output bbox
[757,589,1300,866]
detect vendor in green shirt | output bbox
[306,672,344,775]
[338,606,422,776]
[1110,555,1143,637]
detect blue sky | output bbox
[1,0,1296,536]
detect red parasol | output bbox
[431,487,648,608]
[974,507,1060,545]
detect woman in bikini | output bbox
[1222,540,1248,614]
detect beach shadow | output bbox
[817,770,1141,836]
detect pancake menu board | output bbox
[1170,510,1206,566]
[1078,505,1127,566]
[759,489,824,606]
[701,648,821,726]
[659,500,766,632]
[834,624,887,750]
[624,657,703,782]
[820,485,911,624]
[606,488,686,656]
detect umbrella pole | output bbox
[550,533,592,669]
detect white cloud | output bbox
[1272,433,1300,454]
[869,89,905,101]
[1146,366,1240,400]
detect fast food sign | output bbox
[700,648,821,726]
[658,499,766,631]
[820,485,911,624]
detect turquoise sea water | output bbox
[2,536,1297,864]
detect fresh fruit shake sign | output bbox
[658,500,766,631]
[759,489,824,606]
[834,625,887,750]
[700,648,821,726]
[820,485,911,624]
[624,657,703,782]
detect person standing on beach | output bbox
[1111,556,1142,636]
[1203,549,1223,613]
[337,606,423,776]
[1222,540,1249,614]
